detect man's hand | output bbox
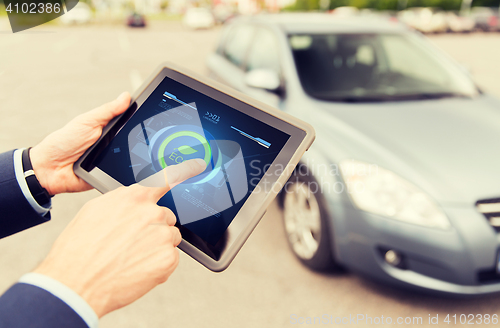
[30,92,131,196]
[33,158,206,318]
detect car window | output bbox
[246,28,280,73]
[290,33,478,101]
[223,25,255,67]
[381,35,448,87]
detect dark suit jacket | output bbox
[0,150,88,328]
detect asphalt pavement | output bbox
[1,20,500,328]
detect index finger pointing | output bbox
[138,158,207,200]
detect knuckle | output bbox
[127,183,142,193]
[164,208,177,225]
[161,226,173,242]
[171,249,180,268]
[141,206,161,225]
[116,186,129,196]
[151,225,171,243]
[168,227,180,243]
[127,184,148,201]
[174,228,182,244]
[152,207,165,222]
[156,248,179,283]
[166,168,180,185]
[187,160,200,172]
[164,247,179,268]
[156,274,168,284]
[171,226,181,237]
[139,213,151,226]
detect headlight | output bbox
[340,160,450,230]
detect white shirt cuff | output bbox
[19,272,99,328]
[13,148,52,216]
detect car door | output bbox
[207,23,256,91]
[241,26,284,108]
[207,23,283,108]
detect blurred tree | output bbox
[284,0,499,11]
[374,0,400,10]
[328,0,354,8]
[283,0,320,11]
[349,0,369,7]
[160,0,169,11]
[472,0,500,6]
[407,0,462,10]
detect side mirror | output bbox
[245,69,281,92]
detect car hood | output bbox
[309,95,500,205]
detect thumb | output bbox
[138,158,207,200]
[85,92,131,127]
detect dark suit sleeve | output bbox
[0,152,90,327]
[0,283,88,328]
[0,150,50,239]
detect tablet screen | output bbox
[84,76,291,250]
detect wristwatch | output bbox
[22,148,52,206]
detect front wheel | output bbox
[281,169,340,271]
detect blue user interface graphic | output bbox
[93,76,290,246]
[130,123,220,185]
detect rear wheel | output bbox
[281,169,340,271]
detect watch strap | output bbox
[21,148,52,206]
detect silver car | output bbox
[207,13,500,295]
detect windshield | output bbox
[289,33,479,102]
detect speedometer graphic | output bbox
[149,125,222,184]
[127,104,248,226]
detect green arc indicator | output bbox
[158,130,212,169]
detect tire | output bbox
[279,166,341,271]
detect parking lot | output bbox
[1,20,500,327]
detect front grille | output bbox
[477,198,500,232]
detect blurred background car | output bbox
[59,2,92,25]
[330,6,359,17]
[213,4,237,24]
[468,7,500,32]
[183,7,216,29]
[445,11,475,33]
[398,7,448,33]
[3,0,500,323]
[207,13,500,295]
[126,12,146,28]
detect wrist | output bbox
[30,145,54,196]
[19,272,100,328]
[33,261,108,318]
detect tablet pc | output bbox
[74,63,315,271]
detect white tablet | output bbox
[74,63,315,271]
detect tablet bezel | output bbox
[74,62,315,271]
